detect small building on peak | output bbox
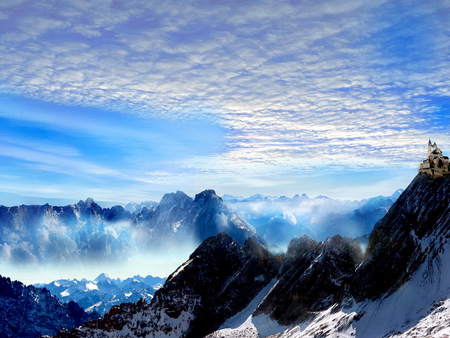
[419,140,450,176]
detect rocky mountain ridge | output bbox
[51,173,450,337]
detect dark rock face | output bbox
[0,275,97,338]
[54,233,280,338]
[352,174,450,300]
[255,234,363,325]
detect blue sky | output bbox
[0,0,449,204]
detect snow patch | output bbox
[168,258,193,281]
[60,289,70,297]
[85,282,98,291]
[287,304,356,338]
[86,301,103,313]
[390,298,450,337]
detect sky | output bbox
[0,0,450,206]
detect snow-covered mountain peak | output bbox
[94,273,111,283]
[38,273,166,316]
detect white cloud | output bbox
[0,0,448,181]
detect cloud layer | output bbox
[0,0,449,200]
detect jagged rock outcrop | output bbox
[53,233,280,338]
[255,234,363,324]
[0,275,98,338]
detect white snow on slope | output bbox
[274,304,357,338]
[353,232,450,338]
[86,301,103,313]
[168,258,194,281]
[207,279,286,338]
[390,298,450,337]
[60,289,70,297]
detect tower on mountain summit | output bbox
[419,140,450,176]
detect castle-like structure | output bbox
[419,140,450,176]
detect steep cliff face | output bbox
[352,173,450,300]
[0,275,97,338]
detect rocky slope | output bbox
[51,173,450,338]
[0,275,98,338]
[254,234,363,325]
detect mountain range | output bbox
[0,190,260,267]
[223,189,403,246]
[36,273,166,316]
[48,172,450,337]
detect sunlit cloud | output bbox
[0,0,448,203]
